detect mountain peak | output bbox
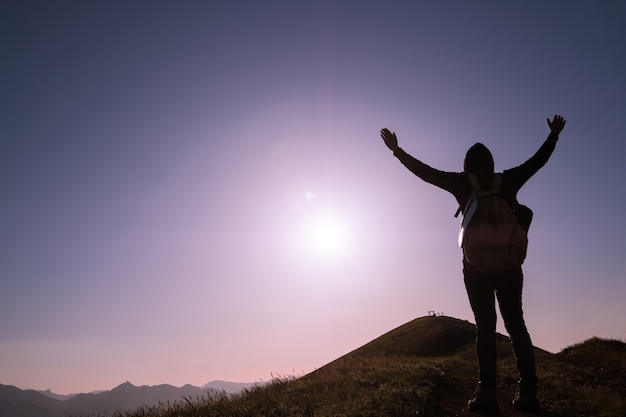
[116,381,135,389]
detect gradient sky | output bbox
[2,1,625,395]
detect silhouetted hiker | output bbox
[380,115,566,413]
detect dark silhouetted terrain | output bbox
[2,316,624,416]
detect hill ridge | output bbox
[350,315,479,358]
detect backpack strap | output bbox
[490,174,502,193]
[455,173,479,217]
[467,173,481,192]
[454,173,501,217]
[474,173,502,193]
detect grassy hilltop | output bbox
[89,316,625,417]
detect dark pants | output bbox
[463,261,537,386]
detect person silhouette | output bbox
[380,115,566,413]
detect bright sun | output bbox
[307,215,349,256]
[293,190,354,260]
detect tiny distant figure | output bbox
[380,115,566,413]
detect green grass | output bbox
[76,317,626,417]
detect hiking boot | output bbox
[467,383,499,413]
[512,383,540,413]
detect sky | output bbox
[1,1,625,395]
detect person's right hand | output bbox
[547,115,566,135]
[380,128,399,152]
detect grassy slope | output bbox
[106,316,625,417]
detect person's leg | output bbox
[464,263,498,385]
[496,267,540,412]
[464,263,499,413]
[495,268,537,384]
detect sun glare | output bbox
[308,215,349,256]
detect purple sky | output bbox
[2,1,625,394]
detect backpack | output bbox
[457,173,528,273]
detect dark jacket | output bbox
[392,133,559,216]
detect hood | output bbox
[464,142,494,174]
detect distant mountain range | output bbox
[0,380,255,417]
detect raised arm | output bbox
[503,114,567,191]
[380,128,465,197]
